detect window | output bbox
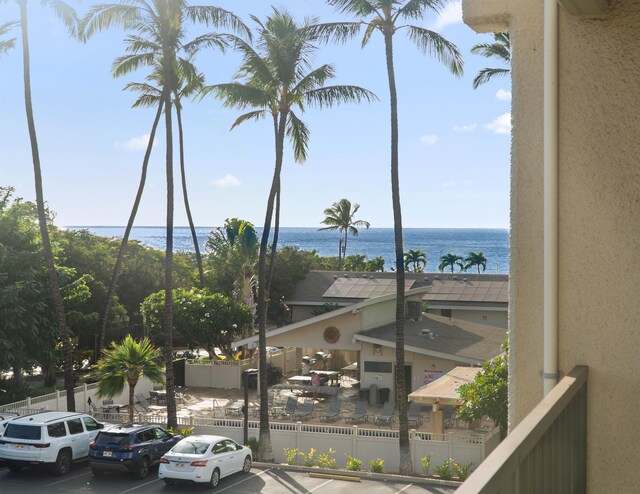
[82,417,100,431]
[364,361,392,373]
[213,442,226,454]
[153,428,169,439]
[137,430,155,443]
[67,419,84,435]
[5,424,42,440]
[47,422,67,438]
[441,309,452,318]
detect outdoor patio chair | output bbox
[374,401,396,427]
[319,398,342,422]
[344,400,369,423]
[282,396,298,419]
[407,401,423,427]
[293,399,314,421]
[225,401,244,416]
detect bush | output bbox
[283,448,299,465]
[435,458,454,480]
[316,449,337,469]
[166,426,194,437]
[421,454,432,475]
[454,461,473,481]
[266,363,283,385]
[300,448,316,467]
[345,454,362,471]
[369,458,384,473]
[0,378,34,406]
[246,437,259,456]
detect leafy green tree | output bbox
[319,198,370,267]
[92,335,164,423]
[439,253,464,273]
[343,254,368,271]
[458,339,508,438]
[208,8,376,462]
[404,249,427,273]
[464,251,487,274]
[14,0,81,411]
[364,256,385,272]
[314,0,463,474]
[311,302,341,317]
[82,0,248,428]
[140,288,251,358]
[471,33,511,89]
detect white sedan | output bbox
[158,435,252,488]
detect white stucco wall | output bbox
[464,1,640,491]
[427,308,508,329]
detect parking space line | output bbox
[305,479,333,493]
[216,469,272,493]
[394,484,413,493]
[46,471,91,487]
[118,478,160,494]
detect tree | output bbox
[458,339,508,438]
[464,251,487,274]
[15,0,81,411]
[343,254,368,271]
[365,256,385,272]
[404,249,427,273]
[315,0,463,474]
[91,335,164,423]
[82,0,249,428]
[0,21,17,56]
[319,198,370,267]
[439,253,464,273]
[208,8,376,462]
[471,32,511,89]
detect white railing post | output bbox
[56,391,61,411]
[296,421,302,451]
[448,431,454,458]
[352,425,358,457]
[410,429,416,466]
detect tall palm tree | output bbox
[16,0,80,411]
[92,335,164,423]
[82,0,249,428]
[464,251,487,273]
[404,249,427,273]
[206,8,376,461]
[439,252,464,273]
[319,198,370,268]
[0,21,17,55]
[471,32,511,89]
[314,0,463,474]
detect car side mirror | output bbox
[97,423,104,429]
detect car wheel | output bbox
[134,456,150,480]
[7,462,25,473]
[242,455,252,473]
[52,450,72,476]
[208,468,220,489]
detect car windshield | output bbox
[172,440,210,455]
[95,433,131,446]
[4,424,41,440]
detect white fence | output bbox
[185,348,298,389]
[88,411,499,472]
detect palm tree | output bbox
[92,335,164,423]
[464,251,487,274]
[315,0,463,474]
[404,249,427,273]
[82,0,249,428]
[16,0,80,411]
[439,253,464,273]
[319,198,370,268]
[366,256,385,272]
[343,253,367,271]
[206,8,376,462]
[0,21,17,56]
[471,32,511,89]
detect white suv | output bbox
[0,411,106,475]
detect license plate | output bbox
[103,451,112,457]
[15,444,24,449]
[176,463,184,468]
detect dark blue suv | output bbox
[89,424,180,479]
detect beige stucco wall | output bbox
[464,0,640,491]
[426,308,508,329]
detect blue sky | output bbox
[0,0,511,229]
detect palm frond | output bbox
[182,32,234,55]
[395,0,445,22]
[291,64,335,95]
[0,21,18,56]
[81,3,142,40]
[229,110,268,130]
[306,21,363,45]
[286,111,310,163]
[326,0,379,17]
[203,82,272,110]
[186,5,252,41]
[111,52,156,78]
[233,38,276,86]
[472,67,510,89]
[123,34,160,54]
[360,21,377,48]
[303,85,378,109]
[406,25,464,77]
[47,1,81,39]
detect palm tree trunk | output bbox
[343,230,348,261]
[384,32,412,475]
[266,185,280,294]
[256,112,286,462]
[162,62,177,429]
[128,380,135,423]
[97,100,164,360]
[19,0,75,412]
[175,97,205,288]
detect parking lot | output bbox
[0,463,456,494]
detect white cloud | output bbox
[496,89,512,101]
[213,174,241,188]
[453,123,477,133]
[484,113,512,135]
[419,134,438,145]
[116,134,151,151]
[432,1,463,30]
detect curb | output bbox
[252,462,462,488]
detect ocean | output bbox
[70,227,510,274]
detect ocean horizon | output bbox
[69,226,510,274]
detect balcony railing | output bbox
[456,365,588,494]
